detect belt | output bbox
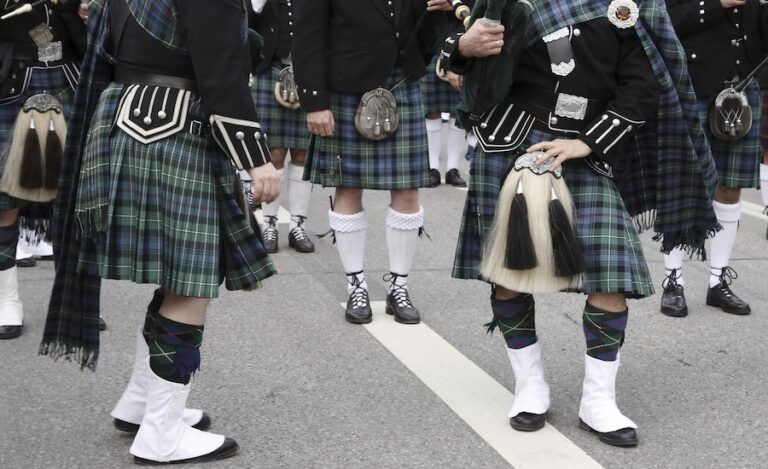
[115,66,198,94]
[11,43,76,67]
[508,84,606,130]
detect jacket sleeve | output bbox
[292,0,330,112]
[578,29,659,161]
[175,0,270,170]
[665,0,726,38]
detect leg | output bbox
[385,189,423,324]
[329,188,371,324]
[706,186,750,315]
[286,149,315,253]
[490,286,549,432]
[578,293,637,447]
[425,114,442,187]
[260,148,288,253]
[660,247,687,317]
[444,118,467,187]
[761,152,768,239]
[129,292,238,464]
[0,209,22,339]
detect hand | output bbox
[427,0,453,12]
[247,162,281,204]
[528,139,592,171]
[78,1,88,22]
[446,71,463,92]
[720,0,745,8]
[307,110,335,137]
[457,21,505,58]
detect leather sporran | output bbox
[274,65,300,110]
[354,87,399,140]
[709,86,752,141]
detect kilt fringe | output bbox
[19,215,51,244]
[75,205,107,240]
[39,340,98,371]
[632,208,719,260]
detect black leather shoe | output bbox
[262,215,278,254]
[510,412,546,432]
[384,274,420,324]
[288,217,315,253]
[445,168,467,187]
[133,437,239,465]
[345,289,372,324]
[0,325,22,339]
[579,419,638,447]
[114,412,212,434]
[427,168,441,188]
[707,283,751,315]
[99,316,107,331]
[660,269,687,317]
[16,256,36,268]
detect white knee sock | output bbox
[709,201,741,287]
[663,248,685,286]
[426,118,443,171]
[760,163,768,207]
[385,206,424,292]
[261,168,285,220]
[446,120,466,171]
[287,163,312,230]
[329,210,368,293]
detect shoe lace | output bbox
[242,180,254,207]
[347,271,369,309]
[661,269,681,291]
[290,216,309,241]
[383,272,413,308]
[714,266,739,296]
[263,216,278,241]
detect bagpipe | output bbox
[461,0,585,293]
[1,0,77,21]
[435,1,472,81]
[709,55,768,141]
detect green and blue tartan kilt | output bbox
[75,83,275,299]
[760,90,768,152]
[420,54,461,117]
[0,64,78,211]
[698,83,761,189]
[452,129,654,299]
[251,65,311,150]
[304,69,430,190]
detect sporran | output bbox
[354,81,403,141]
[274,65,300,110]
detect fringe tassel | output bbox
[418,226,432,240]
[483,314,500,335]
[19,119,44,189]
[504,188,537,270]
[549,197,585,277]
[38,341,99,371]
[44,119,62,190]
[652,226,720,260]
[632,209,657,234]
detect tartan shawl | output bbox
[40,0,265,369]
[525,0,719,255]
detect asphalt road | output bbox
[1,148,767,469]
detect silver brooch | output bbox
[607,0,639,29]
[514,151,563,178]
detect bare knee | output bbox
[586,293,627,313]
[426,113,441,120]
[270,148,289,170]
[494,286,522,301]
[159,292,211,326]
[0,209,19,228]
[390,189,420,213]
[334,187,364,214]
[289,148,308,166]
[714,186,741,205]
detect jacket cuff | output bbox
[298,86,330,113]
[444,31,471,75]
[210,114,271,170]
[579,110,643,160]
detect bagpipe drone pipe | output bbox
[463,0,585,293]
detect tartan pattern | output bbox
[522,0,719,256]
[761,90,768,152]
[0,223,18,270]
[251,66,311,150]
[698,84,761,189]
[420,54,461,116]
[0,65,77,211]
[304,69,430,190]
[583,303,627,362]
[453,130,653,299]
[491,295,537,350]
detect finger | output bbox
[329,115,336,136]
[549,154,568,172]
[528,141,551,152]
[263,178,278,203]
[251,181,265,204]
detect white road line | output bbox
[254,206,291,225]
[345,301,604,469]
[743,201,766,220]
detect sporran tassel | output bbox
[548,188,585,277]
[44,117,62,190]
[504,180,538,270]
[19,117,44,189]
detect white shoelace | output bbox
[263,216,278,241]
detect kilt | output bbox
[698,83,761,189]
[420,54,461,117]
[251,65,311,150]
[760,90,768,153]
[75,83,275,298]
[453,129,654,299]
[0,64,77,212]
[304,68,430,190]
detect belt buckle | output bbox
[189,120,203,136]
[554,93,589,120]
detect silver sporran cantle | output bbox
[274,65,300,110]
[709,86,752,141]
[354,87,399,140]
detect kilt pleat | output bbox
[251,65,310,150]
[453,129,653,299]
[699,83,761,189]
[760,90,768,153]
[304,68,430,190]
[420,54,461,116]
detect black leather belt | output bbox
[507,84,607,134]
[115,66,198,94]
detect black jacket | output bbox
[0,1,86,61]
[666,0,768,99]
[292,0,437,112]
[249,0,294,74]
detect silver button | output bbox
[312,91,318,96]
[736,59,741,65]
[504,136,512,143]
[143,116,152,125]
[488,135,496,142]
[699,0,704,4]
[158,111,167,120]
[133,108,141,117]
[733,8,738,13]
[601,114,608,120]
[550,116,559,125]
[612,119,621,126]
[573,28,581,37]
[700,18,704,23]
[254,131,262,140]
[699,9,704,14]
[691,53,697,59]
[235,131,245,140]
